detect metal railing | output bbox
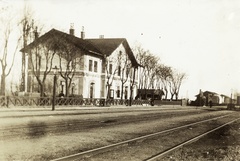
[0,96,183,108]
[0,96,155,108]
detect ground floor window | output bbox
[125,86,128,99]
[116,86,120,98]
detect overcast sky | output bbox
[7,0,240,99]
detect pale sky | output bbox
[6,0,240,99]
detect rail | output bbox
[51,113,236,161]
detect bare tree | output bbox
[20,3,35,92]
[153,64,163,90]
[169,69,187,100]
[133,45,148,90]
[0,5,21,96]
[27,37,57,97]
[129,66,138,105]
[159,65,172,99]
[146,55,160,89]
[58,43,80,97]
[19,2,47,95]
[104,53,120,99]
[118,51,131,100]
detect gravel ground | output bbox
[0,107,237,161]
[162,118,240,161]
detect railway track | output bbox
[0,109,223,140]
[0,107,200,119]
[51,112,239,161]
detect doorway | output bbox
[90,83,95,99]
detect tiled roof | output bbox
[86,38,141,67]
[21,29,102,55]
[195,91,219,97]
[21,28,141,67]
[86,38,125,56]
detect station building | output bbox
[21,27,140,99]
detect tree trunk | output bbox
[65,78,68,97]
[175,93,178,100]
[0,74,6,96]
[39,83,45,97]
[120,83,124,100]
[171,94,174,100]
[164,89,168,100]
[129,67,136,106]
[106,84,111,99]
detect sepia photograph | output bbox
[0,0,240,160]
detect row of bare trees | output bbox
[133,45,186,100]
[26,29,82,97]
[0,2,77,97]
[104,50,136,100]
[0,3,186,100]
[0,2,52,97]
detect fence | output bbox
[0,96,183,108]
[154,99,188,106]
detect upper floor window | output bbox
[119,51,122,56]
[94,61,98,72]
[126,67,130,78]
[89,60,93,71]
[109,64,113,74]
[118,66,121,76]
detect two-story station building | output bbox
[21,27,140,100]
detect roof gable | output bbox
[86,38,124,56]
[21,29,102,56]
[86,38,141,67]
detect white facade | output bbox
[25,29,139,99]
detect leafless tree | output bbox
[159,65,172,99]
[104,52,120,99]
[169,69,187,100]
[146,55,160,89]
[133,45,148,90]
[27,37,57,97]
[118,51,131,100]
[58,43,80,97]
[0,5,21,96]
[19,3,35,92]
[19,2,54,97]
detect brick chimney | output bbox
[81,26,85,39]
[34,26,39,40]
[69,23,75,36]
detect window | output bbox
[125,86,128,99]
[94,61,98,72]
[117,86,120,98]
[118,66,121,76]
[109,64,113,74]
[126,67,130,78]
[89,60,92,71]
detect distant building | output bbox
[21,27,141,99]
[194,90,232,106]
[136,89,164,100]
[220,94,231,104]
